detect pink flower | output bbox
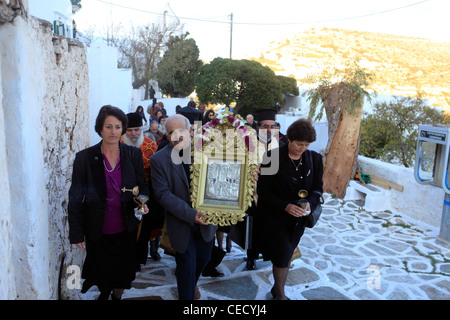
[228,116,236,125]
[211,118,220,126]
[198,115,255,152]
[238,126,248,135]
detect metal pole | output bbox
[229,13,233,59]
[438,193,450,245]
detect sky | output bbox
[73,0,450,61]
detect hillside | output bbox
[251,28,450,112]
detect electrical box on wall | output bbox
[414,124,450,244]
[415,125,450,193]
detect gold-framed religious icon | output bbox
[190,111,259,226]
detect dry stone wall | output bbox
[0,0,89,299]
[39,22,90,300]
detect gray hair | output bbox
[163,114,191,134]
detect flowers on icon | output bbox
[195,113,255,152]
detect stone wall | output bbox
[40,23,90,300]
[0,1,89,299]
[0,0,26,24]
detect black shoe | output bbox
[226,237,232,253]
[202,268,224,277]
[98,290,111,300]
[270,287,277,299]
[246,259,256,270]
[111,288,124,300]
[270,286,290,300]
[150,251,161,261]
[150,240,161,261]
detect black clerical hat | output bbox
[127,112,143,128]
[256,109,277,122]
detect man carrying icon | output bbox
[151,114,217,300]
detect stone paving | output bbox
[82,194,450,300]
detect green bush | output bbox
[359,96,447,167]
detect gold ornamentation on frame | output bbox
[190,112,258,226]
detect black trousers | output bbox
[174,225,213,300]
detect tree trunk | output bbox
[144,82,149,100]
[322,83,364,198]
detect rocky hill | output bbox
[251,28,450,112]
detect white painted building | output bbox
[86,37,133,145]
[30,1,134,146]
[28,0,75,38]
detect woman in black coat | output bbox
[257,118,323,300]
[68,105,149,300]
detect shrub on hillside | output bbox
[359,96,448,167]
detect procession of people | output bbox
[68,101,323,300]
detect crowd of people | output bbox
[68,101,323,300]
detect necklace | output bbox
[290,156,302,171]
[103,159,116,173]
[101,145,119,173]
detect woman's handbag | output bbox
[305,201,322,228]
[304,150,324,228]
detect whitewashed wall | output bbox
[0,10,89,299]
[28,0,74,38]
[0,45,15,300]
[116,68,133,112]
[357,155,445,228]
[275,114,328,154]
[86,38,132,145]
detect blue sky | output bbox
[74,0,450,61]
